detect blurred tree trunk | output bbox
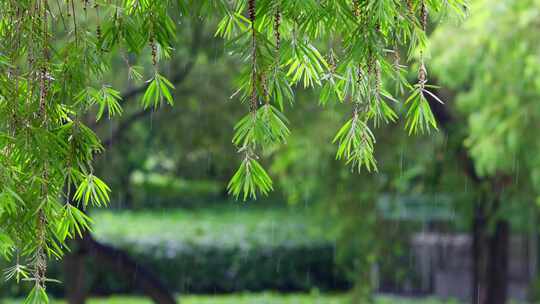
[428,87,509,304]
[64,245,88,304]
[472,200,487,304]
[81,233,177,304]
[472,198,509,304]
[485,218,509,304]
[64,233,177,304]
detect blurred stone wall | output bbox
[411,233,532,301]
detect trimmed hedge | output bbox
[88,239,349,295]
[88,207,349,294]
[1,208,350,297]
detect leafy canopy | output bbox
[432,0,539,179]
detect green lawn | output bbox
[2,293,460,304]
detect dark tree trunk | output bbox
[78,233,177,304]
[64,246,88,304]
[472,196,509,304]
[472,201,487,304]
[64,233,177,304]
[485,219,509,304]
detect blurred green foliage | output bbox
[432,0,540,194]
[430,0,540,252]
[128,172,223,208]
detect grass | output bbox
[91,205,335,249]
[1,293,460,304]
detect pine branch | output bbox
[93,24,203,146]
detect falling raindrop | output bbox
[150,109,153,130]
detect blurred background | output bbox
[2,1,540,303]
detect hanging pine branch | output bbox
[405,0,444,135]
[0,0,467,298]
